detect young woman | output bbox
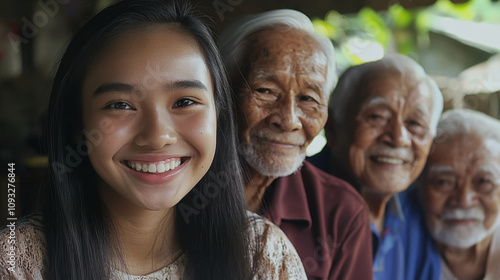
[0,1,306,279]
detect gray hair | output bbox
[218,9,337,95]
[436,108,500,142]
[329,54,443,135]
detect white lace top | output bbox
[0,212,306,279]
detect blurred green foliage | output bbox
[312,0,500,69]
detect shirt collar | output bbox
[372,194,405,237]
[387,194,405,222]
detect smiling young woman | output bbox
[0,1,306,279]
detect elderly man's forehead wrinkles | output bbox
[412,105,431,119]
[364,80,404,99]
[304,80,324,94]
[252,69,325,84]
[252,70,277,80]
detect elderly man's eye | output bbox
[408,120,422,127]
[369,114,383,120]
[255,88,272,94]
[431,178,455,192]
[299,95,318,103]
[476,178,496,193]
[366,114,388,126]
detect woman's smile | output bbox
[121,157,190,185]
[125,158,183,174]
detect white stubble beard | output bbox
[238,141,304,177]
[430,207,500,249]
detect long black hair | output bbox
[43,1,250,279]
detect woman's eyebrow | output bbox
[93,82,134,96]
[169,80,208,91]
[93,80,208,96]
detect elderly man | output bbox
[418,109,500,280]
[219,9,373,280]
[309,55,444,280]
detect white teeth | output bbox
[126,160,182,174]
[375,157,404,165]
[148,163,156,173]
[157,163,166,173]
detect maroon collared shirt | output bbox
[260,161,373,280]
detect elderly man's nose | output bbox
[269,98,302,131]
[134,111,177,149]
[383,118,411,147]
[450,184,479,207]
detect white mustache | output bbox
[252,129,305,146]
[441,208,485,221]
[371,147,413,162]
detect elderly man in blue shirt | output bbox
[309,54,443,280]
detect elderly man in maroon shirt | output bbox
[219,9,373,280]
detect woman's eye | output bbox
[173,98,196,108]
[105,101,133,110]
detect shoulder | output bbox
[0,213,46,280]
[246,212,307,280]
[301,161,367,214]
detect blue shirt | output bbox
[372,195,405,280]
[308,147,441,280]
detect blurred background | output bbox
[1,0,499,225]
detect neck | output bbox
[100,185,181,276]
[362,188,393,233]
[437,236,492,280]
[243,163,276,213]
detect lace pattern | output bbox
[0,212,306,279]
[0,214,45,280]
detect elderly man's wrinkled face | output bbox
[237,28,328,177]
[336,72,434,195]
[421,133,500,248]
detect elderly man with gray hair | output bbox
[219,9,373,280]
[309,54,444,280]
[417,109,500,280]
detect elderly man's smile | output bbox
[370,156,405,165]
[255,136,304,149]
